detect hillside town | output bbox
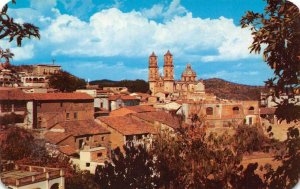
[1,51,299,189]
[1,0,300,189]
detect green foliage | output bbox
[264,126,300,189]
[90,79,149,93]
[233,125,271,154]
[0,113,25,125]
[0,1,40,64]
[153,127,244,189]
[241,0,300,122]
[66,170,100,189]
[95,146,159,189]
[48,70,86,92]
[0,126,35,160]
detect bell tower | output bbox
[148,52,159,94]
[163,50,174,93]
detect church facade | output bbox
[148,51,205,100]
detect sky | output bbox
[3,0,275,85]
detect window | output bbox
[97,153,102,157]
[233,107,239,114]
[100,102,103,108]
[248,106,254,114]
[66,113,70,120]
[86,136,90,141]
[101,136,105,141]
[60,102,63,107]
[74,112,78,119]
[86,163,90,167]
[206,107,213,115]
[79,139,84,149]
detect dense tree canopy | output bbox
[241,0,300,122]
[95,146,159,189]
[48,70,86,92]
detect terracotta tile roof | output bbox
[121,96,139,101]
[108,95,121,101]
[56,120,110,136]
[133,111,181,129]
[108,95,138,101]
[59,145,77,156]
[44,132,72,145]
[29,92,93,101]
[110,105,156,116]
[98,115,156,135]
[0,87,31,100]
[260,107,276,115]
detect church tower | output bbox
[148,52,159,94]
[163,50,174,93]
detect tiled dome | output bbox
[182,64,196,77]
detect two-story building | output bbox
[28,93,94,129]
[96,115,155,150]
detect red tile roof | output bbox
[108,95,138,101]
[0,88,30,100]
[56,120,110,136]
[110,105,156,116]
[59,145,77,156]
[29,92,93,101]
[132,111,181,129]
[44,132,72,145]
[98,115,156,135]
[260,107,276,115]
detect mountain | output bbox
[90,78,265,100]
[204,78,266,100]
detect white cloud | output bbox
[39,8,256,63]
[141,4,164,19]
[11,44,35,61]
[163,0,187,21]
[8,0,258,64]
[0,40,35,61]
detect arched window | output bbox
[248,106,254,114]
[206,107,213,115]
[233,106,239,114]
[50,183,59,189]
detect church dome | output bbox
[182,64,196,77]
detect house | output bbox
[96,115,156,150]
[21,75,47,88]
[33,64,61,76]
[28,92,94,129]
[45,119,111,174]
[109,105,156,116]
[46,120,110,151]
[1,164,64,189]
[108,95,140,111]
[181,100,260,127]
[132,111,181,132]
[0,88,30,126]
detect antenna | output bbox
[52,58,56,65]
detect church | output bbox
[148,51,206,100]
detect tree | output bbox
[0,1,40,65]
[264,127,300,189]
[48,70,86,92]
[95,146,159,189]
[241,0,300,122]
